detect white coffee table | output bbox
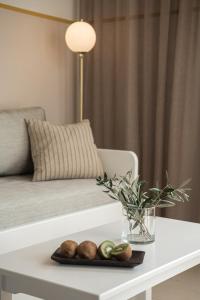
[1,217,200,300]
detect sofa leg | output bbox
[0,291,12,300]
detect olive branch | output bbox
[96,171,191,209]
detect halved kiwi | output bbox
[111,243,132,261]
[98,240,115,259]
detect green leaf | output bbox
[149,188,161,193]
[96,170,190,211]
[179,178,191,188]
[157,200,176,208]
[163,186,175,193]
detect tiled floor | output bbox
[153,265,200,300]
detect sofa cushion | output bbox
[0,107,45,176]
[26,119,104,181]
[0,175,115,230]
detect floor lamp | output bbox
[65,20,96,122]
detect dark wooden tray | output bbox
[51,248,145,268]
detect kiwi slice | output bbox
[111,243,129,255]
[111,243,132,261]
[98,240,115,259]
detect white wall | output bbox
[0,1,78,299]
[0,0,78,20]
[0,2,79,299]
[0,1,78,124]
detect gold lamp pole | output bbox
[79,53,84,121]
[65,20,96,122]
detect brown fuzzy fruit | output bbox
[60,240,78,258]
[77,241,97,260]
[111,243,132,261]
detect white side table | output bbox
[1,217,200,300]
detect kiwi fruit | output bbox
[111,243,132,261]
[98,240,115,259]
[60,240,78,258]
[77,241,97,260]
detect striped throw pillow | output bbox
[26,119,104,181]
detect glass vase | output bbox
[121,206,155,244]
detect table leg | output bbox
[130,288,152,300]
[0,291,12,300]
[0,274,12,300]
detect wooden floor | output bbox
[153,265,200,300]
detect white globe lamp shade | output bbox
[65,21,96,53]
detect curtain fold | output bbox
[80,0,200,222]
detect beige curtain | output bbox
[80,0,200,222]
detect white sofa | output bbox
[0,107,138,300]
[0,107,138,256]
